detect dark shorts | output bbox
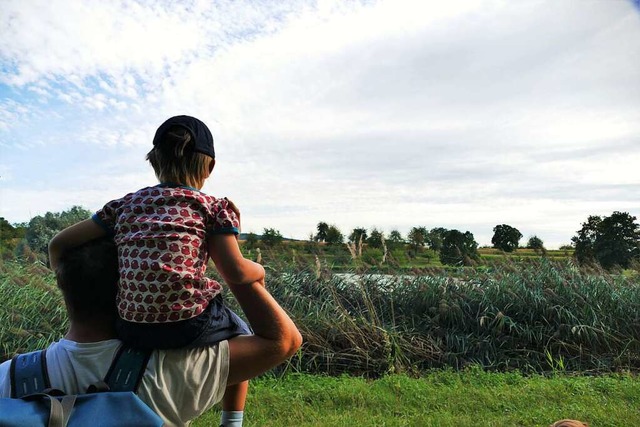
[116,295,252,350]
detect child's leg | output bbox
[223,380,248,411]
[221,380,248,427]
[188,299,253,426]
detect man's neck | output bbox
[65,319,118,343]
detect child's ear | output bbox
[208,159,216,175]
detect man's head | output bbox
[56,237,119,322]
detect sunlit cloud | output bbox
[1,0,639,249]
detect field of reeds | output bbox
[2,256,638,377]
[0,261,67,360]
[253,259,640,376]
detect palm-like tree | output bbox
[315,222,329,242]
[349,227,367,244]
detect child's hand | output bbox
[48,219,107,270]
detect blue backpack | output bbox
[0,345,164,427]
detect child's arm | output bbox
[208,234,265,286]
[48,219,107,271]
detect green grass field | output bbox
[194,370,639,426]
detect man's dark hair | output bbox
[56,237,118,320]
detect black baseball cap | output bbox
[152,115,215,158]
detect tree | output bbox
[315,222,329,242]
[407,226,427,252]
[367,228,384,249]
[244,232,259,249]
[349,228,367,244]
[0,218,27,259]
[572,212,640,269]
[385,229,404,250]
[526,235,546,254]
[595,212,640,269]
[572,211,640,270]
[491,224,522,252]
[0,218,26,243]
[325,225,344,245]
[0,217,26,239]
[261,228,283,247]
[572,215,602,266]
[387,230,403,243]
[25,206,92,257]
[439,229,479,266]
[425,227,447,252]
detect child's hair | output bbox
[146,125,213,189]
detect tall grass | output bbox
[1,257,638,376]
[0,260,67,360]
[259,259,640,376]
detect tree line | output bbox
[243,213,639,269]
[1,208,638,270]
[306,223,525,267]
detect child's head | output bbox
[146,115,215,189]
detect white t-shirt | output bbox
[0,338,229,427]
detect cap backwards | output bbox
[153,115,215,158]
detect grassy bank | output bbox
[2,258,639,375]
[194,370,639,427]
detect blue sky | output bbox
[1,0,639,248]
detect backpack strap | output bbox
[20,392,69,427]
[103,345,152,393]
[10,349,51,398]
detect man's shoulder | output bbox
[0,345,52,398]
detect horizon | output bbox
[1,0,639,250]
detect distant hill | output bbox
[238,233,301,242]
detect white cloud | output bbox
[1,1,202,85]
[1,0,639,250]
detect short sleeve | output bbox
[92,199,121,234]
[207,198,240,235]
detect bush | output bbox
[361,248,383,266]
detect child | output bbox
[48,115,264,427]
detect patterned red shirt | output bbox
[92,184,239,324]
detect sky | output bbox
[1,0,639,249]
